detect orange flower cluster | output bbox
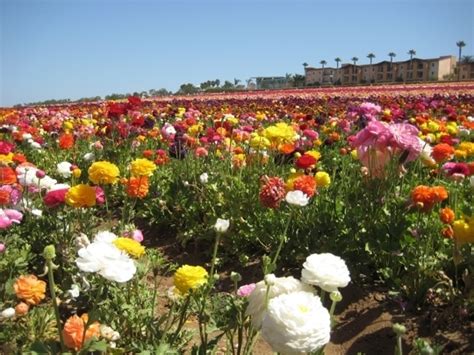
[411,185,448,212]
[0,167,17,185]
[13,275,46,305]
[62,314,100,351]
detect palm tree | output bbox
[320,60,327,69]
[408,49,416,60]
[388,52,396,64]
[367,53,375,82]
[303,62,308,68]
[462,55,474,63]
[351,57,359,65]
[457,41,466,80]
[335,57,341,69]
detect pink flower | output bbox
[441,162,470,177]
[389,123,422,162]
[237,283,256,297]
[131,229,143,243]
[95,187,105,205]
[0,209,23,229]
[303,129,318,141]
[195,147,208,158]
[43,188,69,208]
[0,141,14,154]
[0,243,5,253]
[0,185,22,205]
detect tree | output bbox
[334,57,341,69]
[388,52,396,65]
[457,41,466,80]
[462,55,474,63]
[292,74,306,87]
[408,49,416,60]
[222,81,235,90]
[302,62,308,68]
[351,57,359,65]
[320,60,327,69]
[367,53,375,82]
[177,83,198,95]
[234,78,241,86]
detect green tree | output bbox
[457,41,466,80]
[334,57,341,69]
[320,60,327,69]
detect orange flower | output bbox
[63,314,100,351]
[13,153,27,164]
[0,167,17,185]
[411,185,448,212]
[15,302,29,316]
[0,190,10,205]
[279,143,296,155]
[431,143,454,163]
[125,176,149,199]
[293,175,317,197]
[59,133,74,150]
[14,275,46,305]
[441,225,454,239]
[142,149,154,159]
[439,207,455,224]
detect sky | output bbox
[1,0,473,106]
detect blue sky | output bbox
[1,0,473,106]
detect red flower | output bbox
[59,134,74,150]
[431,143,454,163]
[295,154,317,169]
[293,175,317,197]
[128,96,142,107]
[43,188,69,208]
[259,176,286,209]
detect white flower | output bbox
[93,231,117,244]
[22,133,32,140]
[67,284,80,298]
[75,233,90,250]
[214,218,230,233]
[285,190,309,207]
[48,183,70,192]
[261,291,330,354]
[100,325,120,341]
[31,208,43,217]
[246,274,314,329]
[0,307,16,319]
[17,167,57,190]
[470,175,474,188]
[76,242,136,283]
[57,161,72,178]
[301,253,351,292]
[199,172,209,184]
[83,152,95,162]
[30,141,42,149]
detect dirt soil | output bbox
[146,230,474,355]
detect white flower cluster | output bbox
[246,252,351,354]
[17,166,57,190]
[75,231,136,283]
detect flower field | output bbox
[0,83,473,354]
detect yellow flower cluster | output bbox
[65,184,96,208]
[455,142,474,159]
[88,161,120,185]
[174,265,208,294]
[130,158,156,177]
[113,237,145,258]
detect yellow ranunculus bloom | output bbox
[263,123,297,144]
[453,218,474,244]
[315,171,331,187]
[174,265,208,294]
[113,237,145,258]
[250,134,271,149]
[65,184,96,208]
[0,153,14,164]
[130,158,156,177]
[306,150,321,160]
[88,161,120,185]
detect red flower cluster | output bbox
[259,176,286,209]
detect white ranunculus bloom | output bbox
[57,161,72,178]
[246,274,314,329]
[214,218,230,233]
[262,291,330,354]
[67,284,80,298]
[83,152,95,162]
[199,172,209,184]
[0,307,16,319]
[285,190,309,207]
[48,183,70,192]
[93,230,118,244]
[301,253,351,292]
[76,242,136,283]
[17,167,57,190]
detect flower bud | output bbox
[15,302,29,316]
[330,291,343,303]
[35,170,46,179]
[392,323,406,336]
[264,274,277,286]
[0,307,15,319]
[43,245,56,260]
[214,218,230,233]
[230,271,242,283]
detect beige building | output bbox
[305,55,459,86]
[457,62,474,80]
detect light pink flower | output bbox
[0,209,23,229]
[237,283,256,297]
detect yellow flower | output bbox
[72,168,81,179]
[453,218,474,244]
[188,124,203,136]
[174,265,208,294]
[0,153,14,164]
[63,121,74,131]
[263,123,297,144]
[250,134,271,149]
[65,184,96,208]
[130,158,156,177]
[458,142,474,157]
[306,150,321,161]
[113,237,145,258]
[315,171,331,187]
[88,161,120,185]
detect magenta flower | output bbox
[389,123,422,162]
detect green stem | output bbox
[209,232,221,278]
[47,260,65,352]
[270,210,293,273]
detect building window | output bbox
[400,65,403,70]
[417,71,423,79]
[431,63,435,67]
[387,73,393,79]
[417,63,423,69]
